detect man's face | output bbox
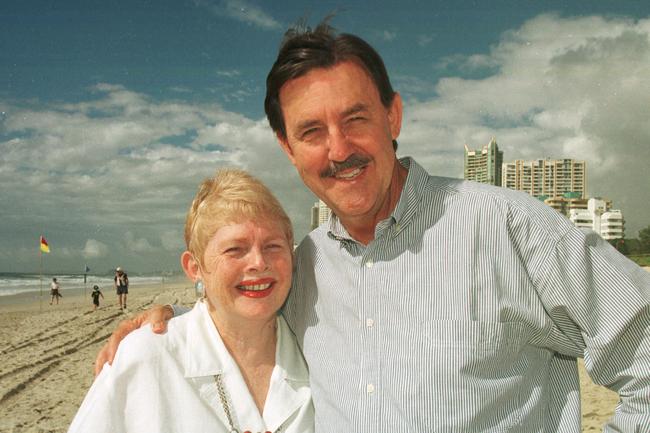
[277,61,402,225]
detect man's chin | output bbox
[328,198,375,220]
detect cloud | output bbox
[160,230,185,252]
[382,30,397,41]
[124,231,154,253]
[418,34,434,47]
[3,12,648,273]
[399,13,650,236]
[216,69,241,78]
[0,81,305,272]
[199,0,282,30]
[83,239,109,258]
[436,53,500,74]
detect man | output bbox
[97,21,650,432]
[114,267,129,310]
[49,277,62,305]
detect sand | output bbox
[0,279,197,433]
[0,275,641,432]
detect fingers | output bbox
[150,304,175,334]
[94,343,110,376]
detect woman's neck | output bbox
[209,309,278,414]
[217,316,277,363]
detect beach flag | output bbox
[40,236,50,253]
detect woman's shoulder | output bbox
[111,310,192,369]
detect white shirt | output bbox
[69,299,314,433]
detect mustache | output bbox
[320,154,372,178]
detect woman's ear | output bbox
[181,251,201,281]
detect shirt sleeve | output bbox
[69,328,169,433]
[68,364,124,433]
[536,227,650,432]
[170,304,192,317]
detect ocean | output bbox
[0,272,165,297]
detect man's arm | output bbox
[539,229,650,431]
[93,304,175,376]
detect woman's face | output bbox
[200,218,292,325]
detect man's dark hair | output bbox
[264,19,398,150]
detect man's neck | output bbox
[340,160,408,245]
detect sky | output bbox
[1,0,649,274]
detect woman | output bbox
[69,169,313,433]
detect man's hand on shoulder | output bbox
[94,304,174,376]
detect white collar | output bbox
[181,300,310,430]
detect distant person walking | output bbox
[114,267,129,310]
[91,285,104,311]
[50,277,62,305]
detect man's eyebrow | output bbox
[342,103,369,117]
[293,103,370,137]
[295,119,322,134]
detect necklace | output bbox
[214,374,282,433]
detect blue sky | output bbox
[1,0,649,274]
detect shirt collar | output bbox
[183,300,309,385]
[327,156,427,242]
[183,300,310,431]
[183,300,231,378]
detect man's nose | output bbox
[327,127,354,162]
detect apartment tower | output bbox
[502,158,586,199]
[463,137,503,186]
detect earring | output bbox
[194,279,204,298]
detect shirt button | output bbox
[366,384,375,394]
[366,318,374,327]
[365,260,374,268]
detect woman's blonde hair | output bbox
[184,168,294,268]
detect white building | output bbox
[310,200,332,230]
[464,137,503,186]
[502,158,586,199]
[569,198,625,240]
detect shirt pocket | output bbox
[387,320,551,432]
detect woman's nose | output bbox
[246,247,269,271]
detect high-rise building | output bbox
[310,203,320,231]
[464,137,503,186]
[569,198,625,240]
[543,193,588,217]
[502,158,586,199]
[310,200,332,231]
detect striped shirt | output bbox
[283,157,650,433]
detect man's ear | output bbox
[388,92,403,141]
[276,132,297,166]
[181,251,201,281]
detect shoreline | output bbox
[0,275,188,312]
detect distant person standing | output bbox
[50,277,62,305]
[91,285,104,311]
[114,267,129,310]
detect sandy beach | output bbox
[1,272,644,432]
[0,279,197,433]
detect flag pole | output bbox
[39,249,43,312]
